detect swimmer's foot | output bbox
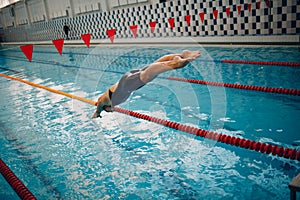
[172,56,193,69]
[182,50,201,60]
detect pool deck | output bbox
[1,35,299,46]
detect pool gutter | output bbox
[1,35,299,47]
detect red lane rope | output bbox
[167,77,300,96]
[114,107,300,162]
[1,73,299,162]
[0,158,37,200]
[222,60,300,67]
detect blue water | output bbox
[0,45,300,199]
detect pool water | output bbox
[0,45,300,199]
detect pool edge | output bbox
[1,35,299,47]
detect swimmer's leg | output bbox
[154,50,200,63]
[141,55,197,83]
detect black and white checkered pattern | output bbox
[1,0,299,42]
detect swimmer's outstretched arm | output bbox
[140,51,200,83]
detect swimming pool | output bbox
[0,45,300,199]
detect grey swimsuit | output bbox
[109,66,149,106]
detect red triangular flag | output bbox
[226,8,230,17]
[265,0,269,7]
[106,29,116,43]
[199,12,205,23]
[149,21,156,34]
[168,18,175,30]
[52,38,64,55]
[213,10,218,20]
[20,44,33,62]
[237,5,241,15]
[81,34,91,48]
[185,15,191,26]
[256,2,261,9]
[130,25,138,38]
[248,3,252,12]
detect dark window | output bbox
[277,22,282,28]
[282,28,286,34]
[277,7,282,14]
[256,16,260,22]
[230,24,234,30]
[282,14,287,21]
[282,1,287,6]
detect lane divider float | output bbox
[1,55,299,97]
[168,77,300,96]
[222,59,300,67]
[0,158,36,200]
[0,73,299,162]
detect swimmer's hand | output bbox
[92,111,102,118]
[91,106,114,119]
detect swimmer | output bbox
[92,50,200,118]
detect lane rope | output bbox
[222,59,300,67]
[167,77,300,96]
[0,158,37,200]
[1,55,299,96]
[0,72,299,162]
[0,73,96,106]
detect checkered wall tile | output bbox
[1,0,299,42]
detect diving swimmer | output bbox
[92,50,201,118]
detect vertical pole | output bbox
[268,0,272,35]
[43,0,49,22]
[67,0,74,18]
[11,5,17,27]
[24,0,31,25]
[101,0,109,12]
[0,10,6,29]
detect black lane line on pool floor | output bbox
[0,124,62,198]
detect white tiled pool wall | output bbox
[0,0,299,43]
